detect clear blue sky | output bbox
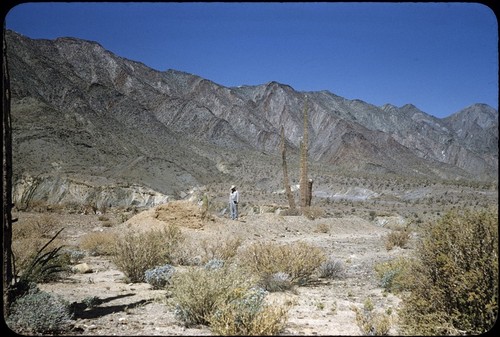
[5,2,498,118]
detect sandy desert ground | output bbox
[11,199,419,336]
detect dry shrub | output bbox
[21,200,48,212]
[171,266,256,326]
[351,298,392,336]
[111,225,185,283]
[199,236,243,264]
[170,240,202,266]
[79,231,117,256]
[208,294,289,335]
[281,208,302,216]
[384,228,410,250]
[399,208,498,335]
[13,214,61,240]
[173,235,243,266]
[239,241,326,287]
[314,223,330,233]
[97,215,109,222]
[302,206,325,220]
[171,266,289,335]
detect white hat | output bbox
[231,185,236,190]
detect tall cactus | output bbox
[280,126,296,211]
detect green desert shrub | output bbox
[238,241,326,287]
[6,285,73,335]
[374,257,413,293]
[82,296,102,309]
[398,208,498,335]
[112,225,184,283]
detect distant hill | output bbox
[5,30,498,208]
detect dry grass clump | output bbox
[79,231,118,256]
[238,241,326,288]
[111,224,185,283]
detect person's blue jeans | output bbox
[230,201,238,220]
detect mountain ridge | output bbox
[5,29,498,208]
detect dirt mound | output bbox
[121,200,206,232]
[154,200,205,229]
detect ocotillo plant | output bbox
[280,126,296,211]
[299,98,312,210]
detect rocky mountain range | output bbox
[4,29,498,208]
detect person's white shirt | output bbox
[230,190,239,203]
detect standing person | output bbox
[229,185,239,220]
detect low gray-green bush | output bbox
[6,286,73,335]
[259,272,293,292]
[144,264,176,289]
[319,257,346,279]
[204,258,225,270]
[82,296,102,309]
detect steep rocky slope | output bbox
[5,30,498,208]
